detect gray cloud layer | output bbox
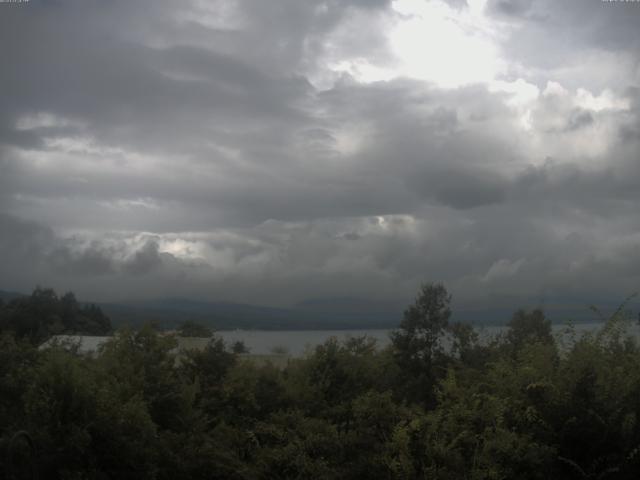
[1,0,639,312]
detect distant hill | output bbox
[295,297,402,315]
[100,297,402,330]
[3,288,633,331]
[1,289,402,330]
[452,296,638,326]
[0,290,27,302]
[100,295,616,331]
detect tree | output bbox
[177,320,212,338]
[77,302,112,335]
[0,288,111,343]
[506,308,553,352]
[180,336,236,416]
[391,282,452,406]
[232,340,250,354]
[99,326,192,432]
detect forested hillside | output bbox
[0,287,111,343]
[1,284,640,479]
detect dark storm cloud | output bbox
[486,0,533,17]
[618,87,640,143]
[0,0,395,231]
[3,1,514,228]
[513,156,640,219]
[0,213,54,259]
[0,214,147,277]
[0,0,392,155]
[485,0,640,86]
[564,109,594,132]
[123,240,164,275]
[0,0,639,309]
[0,213,205,300]
[417,168,507,209]
[47,246,115,276]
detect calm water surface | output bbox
[216,322,640,356]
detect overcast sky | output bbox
[1,0,639,310]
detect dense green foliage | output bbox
[177,320,214,338]
[1,284,640,479]
[0,287,111,343]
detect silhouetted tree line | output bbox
[177,320,213,338]
[0,287,111,343]
[1,283,640,479]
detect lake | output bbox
[216,321,640,356]
[39,321,640,357]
